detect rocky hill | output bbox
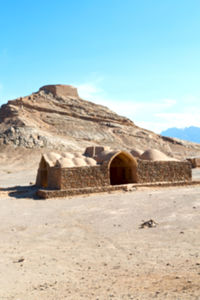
[0,84,200,159]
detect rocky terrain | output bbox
[1,84,200,160]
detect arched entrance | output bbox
[109,152,138,185]
[39,157,48,188]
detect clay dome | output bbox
[43,152,62,167]
[62,152,74,159]
[74,153,84,158]
[73,157,87,167]
[140,149,177,161]
[85,157,97,166]
[56,158,74,168]
[130,149,143,158]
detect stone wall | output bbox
[60,164,110,189]
[47,167,61,189]
[37,159,192,191]
[37,180,200,199]
[137,160,191,183]
[187,158,200,168]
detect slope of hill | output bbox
[0,84,200,161]
[161,126,200,144]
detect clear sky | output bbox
[0,0,200,133]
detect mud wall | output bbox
[137,160,192,183]
[47,167,61,189]
[187,158,200,168]
[60,164,109,189]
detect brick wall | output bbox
[187,158,200,168]
[47,167,61,189]
[60,164,110,189]
[40,159,191,191]
[137,160,191,183]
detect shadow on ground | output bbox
[0,185,43,200]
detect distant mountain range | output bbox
[161,126,200,143]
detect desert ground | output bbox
[0,164,199,300]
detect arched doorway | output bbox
[39,157,48,188]
[109,152,138,185]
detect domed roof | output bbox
[62,152,74,159]
[43,152,62,167]
[140,149,178,161]
[41,151,97,168]
[85,157,97,166]
[74,153,84,158]
[130,149,143,158]
[95,150,120,164]
[73,157,87,167]
[56,157,74,168]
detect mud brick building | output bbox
[36,146,191,191]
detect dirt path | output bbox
[0,186,199,299]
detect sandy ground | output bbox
[0,157,200,300]
[0,180,200,299]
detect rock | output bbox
[13,257,25,263]
[139,219,158,229]
[124,185,136,192]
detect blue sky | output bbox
[0,0,200,133]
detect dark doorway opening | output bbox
[109,152,137,185]
[40,158,48,188]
